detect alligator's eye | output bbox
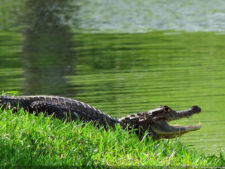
[164,106,171,112]
[164,106,169,111]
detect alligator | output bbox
[0,95,201,140]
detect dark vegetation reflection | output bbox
[22,0,78,96]
[0,0,225,155]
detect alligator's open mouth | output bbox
[151,120,201,138]
[149,106,202,139]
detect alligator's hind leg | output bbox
[30,101,66,120]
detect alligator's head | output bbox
[119,105,201,140]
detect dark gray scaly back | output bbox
[0,95,121,129]
[118,112,148,130]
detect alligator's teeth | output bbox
[171,122,201,130]
[152,122,202,137]
[184,123,202,131]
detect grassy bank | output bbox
[0,108,224,167]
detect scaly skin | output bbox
[0,95,120,129]
[0,95,202,139]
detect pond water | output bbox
[0,30,225,155]
[0,0,225,156]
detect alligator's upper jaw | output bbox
[151,120,201,138]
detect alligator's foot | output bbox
[148,106,202,139]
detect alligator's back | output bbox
[0,95,119,128]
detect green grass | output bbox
[0,108,224,168]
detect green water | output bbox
[0,31,225,155]
[1,0,225,157]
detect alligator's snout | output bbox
[191,105,201,113]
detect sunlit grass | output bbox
[0,108,224,167]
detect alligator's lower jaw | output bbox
[152,121,202,139]
[166,123,202,138]
[172,123,202,131]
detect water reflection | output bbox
[0,32,22,92]
[69,32,225,155]
[0,0,225,157]
[0,31,225,155]
[21,0,77,96]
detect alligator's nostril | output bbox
[192,106,201,113]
